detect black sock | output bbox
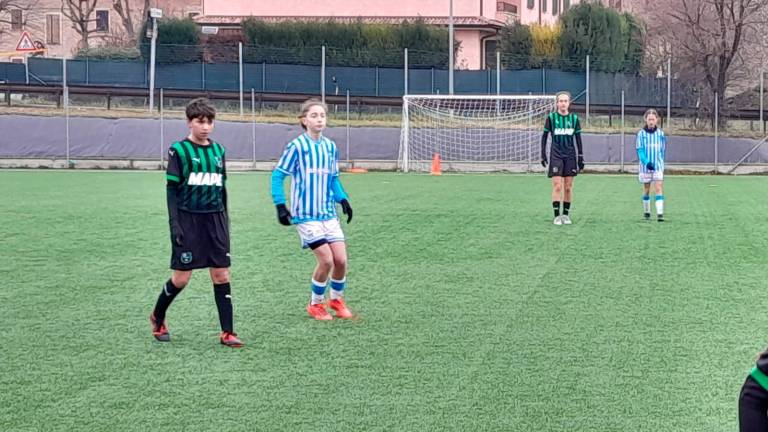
[552,201,561,217]
[214,282,234,333]
[563,202,571,216]
[153,279,183,323]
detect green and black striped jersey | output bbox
[166,138,226,213]
[543,112,582,158]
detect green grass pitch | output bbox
[1,170,766,431]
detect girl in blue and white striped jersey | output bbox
[636,109,667,222]
[271,99,355,321]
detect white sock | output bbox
[310,279,326,305]
[643,196,651,214]
[655,196,664,215]
[330,277,346,300]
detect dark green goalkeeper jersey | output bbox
[166,138,227,213]
[543,112,582,158]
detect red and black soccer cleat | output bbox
[149,313,170,342]
[220,331,243,348]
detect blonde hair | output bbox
[555,91,571,101]
[644,109,660,127]
[299,98,328,130]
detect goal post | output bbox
[399,94,556,173]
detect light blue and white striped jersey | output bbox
[636,127,666,174]
[274,133,341,223]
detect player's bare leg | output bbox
[307,244,334,320]
[655,181,665,222]
[551,176,564,225]
[642,182,652,220]
[561,177,574,224]
[327,241,353,318]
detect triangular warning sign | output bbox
[16,31,35,51]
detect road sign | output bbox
[16,31,35,51]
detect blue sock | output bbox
[330,277,346,300]
[310,279,326,305]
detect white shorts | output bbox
[296,219,345,249]
[639,170,664,183]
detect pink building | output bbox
[197,0,579,70]
[0,0,200,61]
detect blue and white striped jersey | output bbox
[636,127,666,173]
[274,133,342,223]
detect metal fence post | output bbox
[621,90,625,173]
[715,93,719,173]
[63,56,70,166]
[346,90,351,162]
[321,45,326,102]
[239,42,244,117]
[431,67,435,94]
[761,70,764,134]
[404,48,408,96]
[496,51,501,96]
[159,88,164,168]
[262,61,266,93]
[251,88,256,164]
[667,57,672,132]
[585,55,590,126]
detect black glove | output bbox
[578,156,585,171]
[276,203,292,226]
[339,199,353,224]
[170,220,184,247]
[541,158,548,168]
[646,162,655,171]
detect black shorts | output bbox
[548,154,578,178]
[170,210,230,270]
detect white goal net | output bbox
[399,95,556,172]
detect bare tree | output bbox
[112,0,150,39]
[61,0,98,50]
[0,0,40,39]
[645,0,766,124]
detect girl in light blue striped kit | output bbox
[271,99,355,320]
[636,109,667,222]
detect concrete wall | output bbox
[1,115,766,169]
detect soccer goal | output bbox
[399,95,556,173]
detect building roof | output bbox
[195,15,506,29]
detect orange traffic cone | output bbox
[430,153,442,176]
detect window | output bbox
[187,11,201,19]
[11,9,22,31]
[552,0,559,15]
[527,0,535,9]
[542,0,547,13]
[96,10,109,32]
[563,0,571,10]
[46,14,61,45]
[497,2,518,13]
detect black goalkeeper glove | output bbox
[339,199,353,224]
[276,204,292,226]
[541,157,548,168]
[646,162,655,171]
[578,156,585,171]
[170,220,184,247]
